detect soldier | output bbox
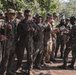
[0,9,17,75]
[50,18,57,62]
[58,16,76,69]
[16,11,23,25]
[0,10,5,62]
[0,10,6,63]
[53,12,59,26]
[33,15,44,69]
[0,33,7,63]
[43,13,53,63]
[16,9,37,74]
[53,12,58,21]
[0,10,4,19]
[55,19,66,58]
[63,18,72,51]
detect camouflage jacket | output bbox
[69,24,76,46]
[17,19,37,40]
[33,23,44,42]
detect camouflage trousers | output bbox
[55,37,64,57]
[0,38,15,75]
[0,43,2,63]
[63,43,76,66]
[16,37,34,71]
[50,37,56,59]
[34,40,44,66]
[44,38,53,62]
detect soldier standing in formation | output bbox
[15,11,23,25]
[16,9,37,74]
[0,9,17,75]
[33,15,44,69]
[55,19,66,58]
[0,8,76,75]
[58,16,76,69]
[43,13,53,63]
[0,10,6,63]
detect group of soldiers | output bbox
[0,8,76,75]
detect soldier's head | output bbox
[17,11,23,19]
[70,16,76,25]
[46,13,53,22]
[65,18,70,24]
[35,14,40,18]
[24,9,31,20]
[36,15,43,23]
[32,17,36,23]
[0,10,4,18]
[7,9,15,20]
[60,19,65,25]
[53,12,58,20]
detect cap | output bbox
[47,13,53,18]
[53,12,59,16]
[18,11,23,14]
[0,10,4,15]
[35,14,42,19]
[7,9,15,14]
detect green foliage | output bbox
[58,0,76,18]
[0,0,58,17]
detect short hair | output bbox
[66,18,70,21]
[24,9,30,13]
[70,16,76,21]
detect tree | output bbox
[58,0,76,18]
[0,0,58,17]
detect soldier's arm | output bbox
[17,23,22,40]
[69,26,75,41]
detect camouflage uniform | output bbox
[0,20,17,75]
[55,24,65,58]
[16,19,37,71]
[50,29,57,61]
[44,22,53,62]
[63,23,72,53]
[63,24,76,68]
[33,23,44,68]
[0,9,17,75]
[0,20,3,63]
[0,10,5,63]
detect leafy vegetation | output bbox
[0,0,58,17]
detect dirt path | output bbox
[31,53,76,75]
[1,50,76,75]
[32,57,76,75]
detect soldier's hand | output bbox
[63,28,69,34]
[0,35,7,41]
[54,28,60,33]
[63,28,68,31]
[31,27,35,31]
[7,24,12,30]
[39,29,44,33]
[25,27,31,31]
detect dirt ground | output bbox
[17,52,76,75]
[0,49,76,75]
[32,58,76,75]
